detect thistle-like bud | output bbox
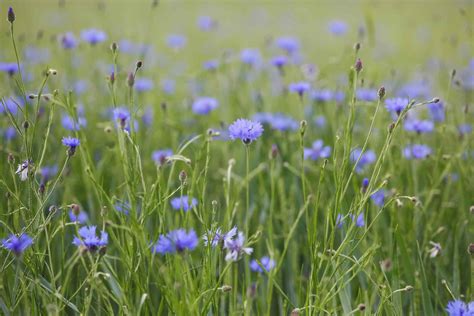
[23,121,29,129]
[270,144,279,159]
[7,153,14,164]
[109,72,115,85]
[430,97,440,103]
[71,203,80,216]
[111,42,118,53]
[300,120,307,136]
[358,304,366,311]
[127,72,135,87]
[378,86,386,100]
[468,243,474,255]
[136,60,143,69]
[361,178,369,193]
[7,7,15,23]
[179,170,187,184]
[355,58,363,74]
[354,42,361,52]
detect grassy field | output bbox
[0,0,473,314]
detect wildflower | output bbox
[404,118,434,134]
[3,126,16,141]
[240,48,261,66]
[228,118,264,144]
[336,214,345,228]
[161,79,176,95]
[253,112,298,132]
[1,233,33,256]
[427,101,445,122]
[134,78,154,92]
[72,226,108,252]
[152,149,173,166]
[351,213,365,227]
[458,124,472,136]
[203,226,237,247]
[428,241,441,258]
[311,89,334,102]
[304,140,331,161]
[197,15,216,31]
[403,144,431,160]
[192,97,219,115]
[275,36,300,55]
[15,160,32,181]
[224,232,253,261]
[350,148,376,173]
[250,256,276,273]
[370,189,386,207]
[328,20,348,36]
[288,81,311,97]
[270,55,288,69]
[362,178,369,192]
[59,32,77,49]
[1,98,22,115]
[203,59,219,71]
[385,97,409,116]
[152,228,198,254]
[69,209,88,224]
[62,136,80,156]
[80,28,107,45]
[39,165,58,183]
[7,7,15,23]
[314,115,327,128]
[0,62,18,76]
[446,300,472,316]
[170,196,198,212]
[115,200,130,216]
[397,80,431,99]
[61,114,87,131]
[113,107,131,129]
[356,88,378,102]
[166,34,187,50]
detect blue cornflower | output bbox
[197,15,216,31]
[270,55,288,69]
[167,34,187,50]
[350,148,376,173]
[1,98,22,115]
[254,112,298,132]
[113,107,131,129]
[403,144,432,160]
[40,165,58,183]
[192,97,219,115]
[61,114,87,131]
[69,209,88,224]
[314,115,327,128]
[224,231,253,262]
[0,62,18,75]
[170,196,198,212]
[4,126,16,141]
[304,140,331,161]
[72,226,108,251]
[397,80,431,99]
[228,118,264,144]
[336,214,345,228]
[60,32,77,49]
[80,29,107,45]
[152,228,198,254]
[356,88,378,102]
[23,46,50,64]
[288,81,311,97]
[328,20,348,36]
[275,36,300,55]
[446,299,473,316]
[152,149,173,166]
[250,256,276,273]
[370,189,386,207]
[351,213,365,227]
[404,118,434,134]
[385,97,409,116]
[240,48,261,66]
[203,59,219,71]
[62,137,80,156]
[135,78,154,92]
[1,233,33,256]
[203,226,237,247]
[311,89,334,102]
[458,124,472,136]
[427,101,445,122]
[161,79,176,95]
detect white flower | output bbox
[224,232,253,262]
[203,226,238,247]
[15,160,30,181]
[428,241,441,258]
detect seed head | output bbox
[378,86,386,100]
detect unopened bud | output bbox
[23,121,29,129]
[291,308,300,315]
[468,243,474,255]
[358,303,366,311]
[270,144,279,159]
[47,68,58,76]
[430,98,440,104]
[7,153,14,164]
[378,86,386,100]
[354,42,361,52]
[136,60,143,69]
[300,120,307,136]
[71,203,80,216]
[111,42,118,53]
[7,7,15,23]
[355,58,363,73]
[127,72,135,87]
[470,205,474,214]
[109,72,115,85]
[179,170,187,183]
[219,285,232,292]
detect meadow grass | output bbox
[0,1,473,315]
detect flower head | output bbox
[250,256,276,273]
[427,101,445,122]
[81,29,107,45]
[228,118,264,144]
[197,15,216,31]
[0,62,19,76]
[356,88,378,102]
[240,49,261,66]
[304,140,331,161]
[446,300,469,316]
[328,20,348,36]
[385,97,409,116]
[288,81,311,97]
[40,165,58,183]
[370,189,386,207]
[270,55,288,69]
[167,34,187,50]
[404,119,434,134]
[62,136,80,156]
[350,148,376,173]
[152,228,198,254]
[224,231,253,261]
[192,97,219,115]
[15,160,32,181]
[135,78,154,92]
[113,107,131,129]
[60,32,77,49]
[170,196,198,212]
[1,233,33,256]
[403,144,431,160]
[72,226,108,252]
[152,149,173,166]
[275,36,300,55]
[203,226,237,247]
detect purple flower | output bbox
[69,210,88,224]
[72,226,108,251]
[80,29,107,45]
[311,89,334,102]
[403,119,434,134]
[113,107,131,129]
[203,59,219,71]
[397,80,431,99]
[224,232,253,262]
[336,214,345,228]
[351,213,365,227]
[167,34,187,50]
[0,62,18,75]
[240,49,261,66]
[385,97,409,116]
[446,300,472,316]
[427,101,445,122]
[203,226,237,247]
[40,165,58,183]
[192,97,219,115]
[61,115,87,131]
[62,137,80,155]
[275,36,300,55]
[135,78,154,92]
[254,112,298,131]
[270,55,288,69]
[197,15,216,31]
[152,228,198,254]
[356,88,378,102]
[3,126,16,141]
[314,115,327,128]
[458,124,472,136]
[403,144,432,160]
[228,118,264,144]
[1,233,33,255]
[60,32,77,49]
[115,201,130,216]
[370,189,386,207]
[250,256,276,273]
[161,79,176,95]
[328,20,348,36]
[152,149,173,166]
[304,140,331,161]
[350,148,376,173]
[170,196,198,212]
[1,98,22,115]
[288,81,311,96]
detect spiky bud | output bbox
[127,72,135,87]
[378,86,386,100]
[355,58,363,74]
[7,7,15,23]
